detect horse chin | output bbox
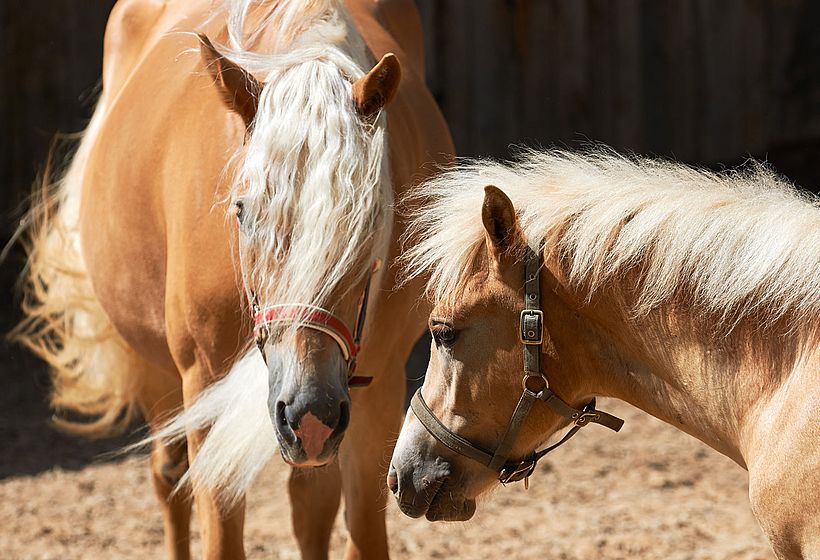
[394,474,477,521]
[421,480,477,521]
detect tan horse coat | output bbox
[18,1,453,558]
[390,152,819,559]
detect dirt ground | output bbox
[0,344,774,560]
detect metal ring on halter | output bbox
[521,373,548,395]
[410,242,625,489]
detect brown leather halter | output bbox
[410,245,624,487]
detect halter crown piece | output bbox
[411,244,624,488]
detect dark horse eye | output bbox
[431,325,457,347]
[235,200,246,224]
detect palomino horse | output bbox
[16,0,452,558]
[390,151,820,559]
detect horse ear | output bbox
[199,33,262,128]
[482,185,520,258]
[352,53,401,119]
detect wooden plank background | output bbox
[415,0,820,171]
[1,0,819,244]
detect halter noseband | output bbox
[249,269,374,388]
[236,213,374,387]
[410,244,624,487]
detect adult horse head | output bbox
[198,28,400,466]
[388,151,820,559]
[388,183,620,520]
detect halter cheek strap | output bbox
[410,244,624,488]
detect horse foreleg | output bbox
[138,372,192,560]
[181,370,247,560]
[338,373,404,560]
[289,461,342,560]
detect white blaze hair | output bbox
[149,0,392,502]
[403,149,820,333]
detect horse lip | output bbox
[396,475,446,519]
[276,431,343,467]
[424,480,475,522]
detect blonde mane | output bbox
[145,0,392,501]
[403,149,820,332]
[221,0,391,309]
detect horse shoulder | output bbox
[80,28,244,373]
[103,0,215,100]
[102,0,168,98]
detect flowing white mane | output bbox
[403,149,820,331]
[146,0,392,503]
[222,0,391,309]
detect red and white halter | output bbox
[250,278,374,388]
[237,214,374,387]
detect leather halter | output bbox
[252,272,373,387]
[410,244,624,487]
[238,218,374,387]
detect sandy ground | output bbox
[0,345,774,560]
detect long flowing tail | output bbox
[11,101,142,437]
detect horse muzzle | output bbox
[270,381,351,466]
[387,460,476,521]
[389,416,481,521]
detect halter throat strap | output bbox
[410,244,624,487]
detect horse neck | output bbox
[547,273,815,468]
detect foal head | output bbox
[200,18,399,467]
[390,186,601,520]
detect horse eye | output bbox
[431,325,457,347]
[235,200,246,224]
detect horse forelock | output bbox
[224,0,392,310]
[402,148,820,338]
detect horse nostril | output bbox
[387,467,399,495]
[337,400,350,432]
[274,400,296,444]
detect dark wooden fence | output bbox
[2,0,819,242]
[416,0,820,186]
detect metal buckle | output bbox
[499,459,537,485]
[519,309,544,345]
[572,410,601,427]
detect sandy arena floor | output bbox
[0,347,773,560]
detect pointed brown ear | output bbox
[482,185,520,257]
[199,33,262,128]
[352,53,401,119]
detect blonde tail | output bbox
[11,102,142,437]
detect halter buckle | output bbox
[574,411,601,427]
[499,459,537,485]
[519,309,544,345]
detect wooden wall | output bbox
[415,0,820,176]
[0,1,116,236]
[1,0,819,241]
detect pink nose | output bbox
[293,412,334,459]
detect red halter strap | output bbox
[254,305,357,361]
[236,214,373,387]
[253,302,373,387]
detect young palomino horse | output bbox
[15,0,452,558]
[389,151,819,559]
